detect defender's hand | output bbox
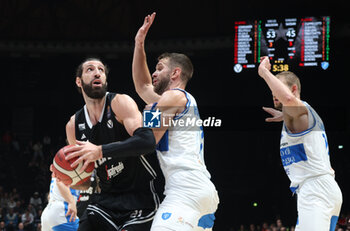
[263,106,283,122]
[135,12,156,46]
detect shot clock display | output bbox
[233,16,330,73]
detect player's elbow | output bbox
[135,84,151,96]
[134,127,156,153]
[282,94,298,107]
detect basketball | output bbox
[52,144,95,186]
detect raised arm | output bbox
[258,56,308,132]
[132,12,161,104]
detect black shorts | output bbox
[78,203,156,231]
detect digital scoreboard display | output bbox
[233,16,330,73]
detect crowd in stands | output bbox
[0,130,349,231]
[0,130,65,231]
[229,215,350,231]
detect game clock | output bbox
[233,16,330,73]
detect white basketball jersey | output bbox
[156,89,211,181]
[280,101,334,193]
[49,178,80,202]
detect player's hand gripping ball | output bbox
[52,144,94,186]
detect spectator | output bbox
[9,189,19,202]
[4,208,17,231]
[32,141,43,163]
[0,193,9,209]
[26,205,36,219]
[29,193,42,211]
[17,222,24,231]
[35,223,41,231]
[261,222,269,231]
[33,209,41,229]
[21,209,34,231]
[0,221,7,231]
[6,198,16,210]
[13,202,24,216]
[0,207,5,222]
[237,224,247,231]
[249,223,256,231]
[276,218,285,230]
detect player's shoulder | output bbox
[162,89,188,100]
[111,93,137,108]
[114,93,135,102]
[111,93,139,118]
[159,89,188,105]
[66,114,76,127]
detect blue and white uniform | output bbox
[41,178,80,231]
[280,101,342,231]
[151,89,219,231]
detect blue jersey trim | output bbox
[290,185,299,193]
[151,102,158,110]
[198,213,216,229]
[330,216,339,231]
[52,219,79,231]
[170,88,191,120]
[283,103,317,137]
[157,130,169,152]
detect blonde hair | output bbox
[275,71,301,94]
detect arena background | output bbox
[0,1,348,230]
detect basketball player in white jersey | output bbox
[41,177,80,231]
[258,56,342,231]
[132,13,219,230]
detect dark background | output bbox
[0,1,349,230]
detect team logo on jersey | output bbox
[162,212,171,220]
[78,123,86,130]
[143,109,161,128]
[81,134,86,140]
[107,119,113,129]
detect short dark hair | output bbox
[75,57,109,94]
[157,52,193,83]
[75,57,109,78]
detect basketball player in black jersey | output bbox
[62,58,160,231]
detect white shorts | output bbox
[296,174,342,231]
[151,170,219,231]
[41,200,79,231]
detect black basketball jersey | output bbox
[76,171,98,218]
[74,92,159,211]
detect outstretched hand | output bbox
[64,141,102,173]
[262,107,283,122]
[135,12,156,46]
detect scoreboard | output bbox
[233,16,330,73]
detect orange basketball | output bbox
[52,144,94,186]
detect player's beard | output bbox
[82,80,107,99]
[154,73,171,95]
